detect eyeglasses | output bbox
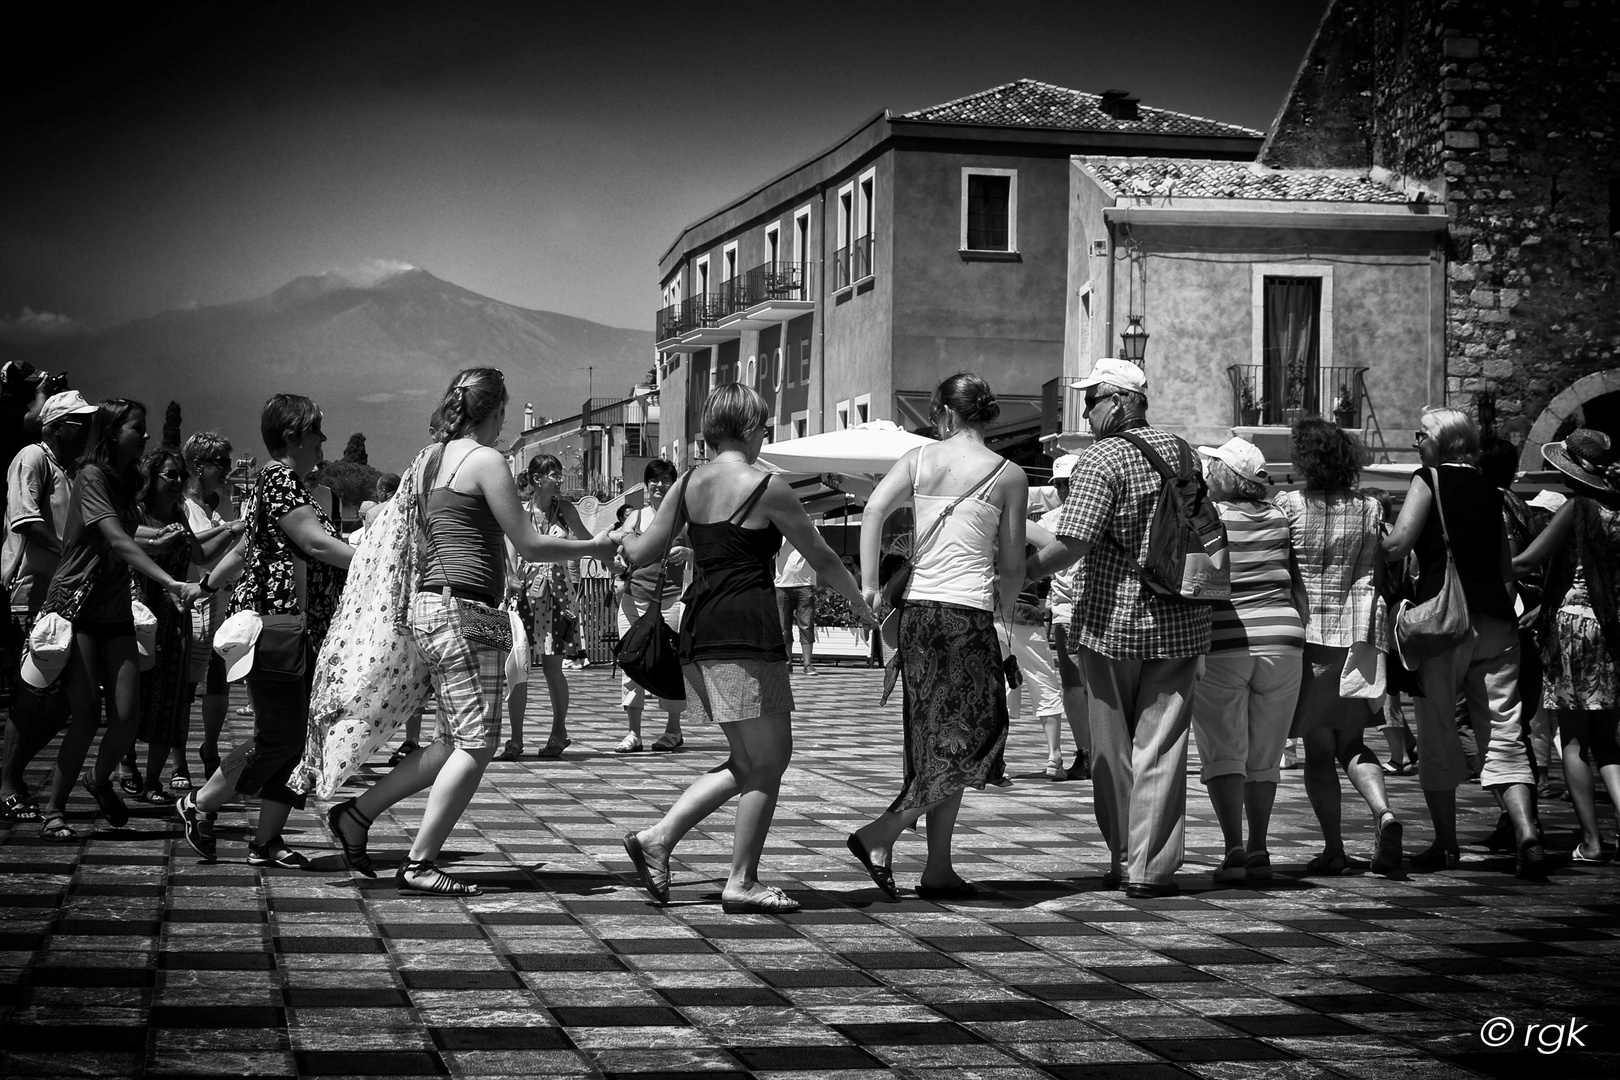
[646,479,671,489]
[1085,392,1112,412]
[1413,430,1431,447]
[534,470,563,482]
[157,471,183,482]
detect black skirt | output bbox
[889,600,1009,813]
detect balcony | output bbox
[656,293,731,351]
[720,260,817,328]
[1227,364,1369,429]
[832,235,874,291]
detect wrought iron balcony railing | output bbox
[1227,364,1369,428]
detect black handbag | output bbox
[615,474,690,702]
[255,614,308,682]
[1392,467,1472,667]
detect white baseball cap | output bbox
[1050,454,1080,481]
[1071,357,1147,394]
[1197,436,1270,485]
[213,610,263,682]
[21,613,74,688]
[132,601,158,671]
[39,390,98,428]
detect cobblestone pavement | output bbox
[2,665,1617,1079]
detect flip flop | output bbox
[846,833,899,901]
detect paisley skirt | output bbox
[889,600,1009,813]
[1544,609,1619,711]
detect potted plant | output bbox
[1333,385,1358,428]
[1239,381,1262,427]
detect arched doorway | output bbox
[1519,369,1620,471]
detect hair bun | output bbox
[964,388,1000,425]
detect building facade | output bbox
[654,81,1264,473]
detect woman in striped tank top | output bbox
[1190,439,1305,885]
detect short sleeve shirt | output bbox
[229,462,347,646]
[1272,489,1386,649]
[626,503,685,605]
[48,464,143,626]
[1054,426,1212,659]
[5,442,71,614]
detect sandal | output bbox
[623,831,670,904]
[327,798,376,878]
[386,740,420,767]
[117,773,142,797]
[397,857,482,896]
[614,733,643,754]
[720,884,800,914]
[1244,850,1273,880]
[248,838,311,870]
[135,788,172,807]
[83,771,130,828]
[168,772,193,793]
[915,880,979,900]
[40,811,78,842]
[846,833,899,901]
[495,741,525,762]
[536,736,571,759]
[651,733,684,752]
[1,792,42,823]
[1370,812,1403,876]
[1304,850,1348,876]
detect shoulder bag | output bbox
[249,468,310,683]
[1392,467,1471,668]
[614,473,690,702]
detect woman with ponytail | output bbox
[325,368,623,895]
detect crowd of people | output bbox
[2,354,1617,908]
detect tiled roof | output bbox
[1084,158,1409,203]
[902,79,1264,139]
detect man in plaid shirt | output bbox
[1027,358,1210,898]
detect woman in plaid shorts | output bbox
[327,368,622,896]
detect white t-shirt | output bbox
[775,542,815,588]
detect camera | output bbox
[1002,653,1022,690]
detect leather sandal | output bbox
[537,736,570,759]
[397,857,482,896]
[623,831,670,903]
[327,798,376,878]
[83,771,130,828]
[720,884,800,914]
[1304,850,1348,876]
[40,811,78,842]
[846,833,899,901]
[494,741,524,762]
[1,792,42,823]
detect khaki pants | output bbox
[1080,648,1199,887]
[1413,610,1536,792]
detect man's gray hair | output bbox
[1098,383,1148,418]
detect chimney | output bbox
[523,402,535,430]
[1099,89,1140,121]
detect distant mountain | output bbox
[8,268,652,472]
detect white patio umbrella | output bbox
[756,420,933,476]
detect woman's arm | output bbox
[857,448,920,605]
[558,500,591,541]
[95,516,203,606]
[470,447,618,563]
[995,467,1030,617]
[279,505,354,571]
[764,476,876,626]
[1512,498,1575,576]
[1380,475,1431,560]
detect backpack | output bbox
[1110,431,1230,603]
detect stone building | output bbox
[1260,0,1620,465]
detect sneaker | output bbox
[176,793,216,861]
[1064,752,1091,782]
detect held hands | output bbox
[848,593,880,629]
[592,527,621,558]
[152,523,187,550]
[167,580,206,610]
[666,544,691,566]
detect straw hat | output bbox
[1542,428,1619,494]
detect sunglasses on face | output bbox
[1085,392,1111,411]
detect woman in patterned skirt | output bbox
[1514,429,1620,863]
[849,372,1028,901]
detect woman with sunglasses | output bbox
[613,458,690,752]
[177,432,248,793]
[1382,408,1543,877]
[36,399,206,840]
[499,454,590,760]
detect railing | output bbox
[656,262,819,340]
[832,235,874,290]
[1227,364,1369,428]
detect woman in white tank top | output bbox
[847,373,1028,900]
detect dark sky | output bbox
[1,0,1328,336]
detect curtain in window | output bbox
[1263,277,1320,421]
[967,175,1010,250]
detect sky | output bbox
[1,0,1329,337]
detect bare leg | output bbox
[1559,712,1605,857]
[44,637,105,817]
[1206,774,1245,852]
[1336,729,1392,820]
[1301,728,1345,859]
[541,654,569,741]
[407,744,495,862]
[253,798,293,848]
[90,639,141,786]
[142,742,171,791]
[1244,780,1277,854]
[1424,788,1459,852]
[918,791,966,888]
[354,739,458,821]
[624,705,643,739]
[1040,714,1062,763]
[852,794,950,869]
[504,681,527,753]
[197,693,227,778]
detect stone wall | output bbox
[1263,0,1620,450]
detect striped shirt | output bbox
[1207,500,1304,655]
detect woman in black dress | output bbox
[620,385,873,913]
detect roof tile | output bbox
[1083,158,1409,203]
[903,79,1263,139]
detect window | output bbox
[791,411,809,439]
[696,255,710,298]
[1250,264,1334,426]
[854,393,871,425]
[794,207,811,266]
[854,169,876,281]
[722,242,738,283]
[835,184,853,289]
[765,224,781,267]
[961,167,1018,253]
[836,400,850,430]
[799,337,811,384]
